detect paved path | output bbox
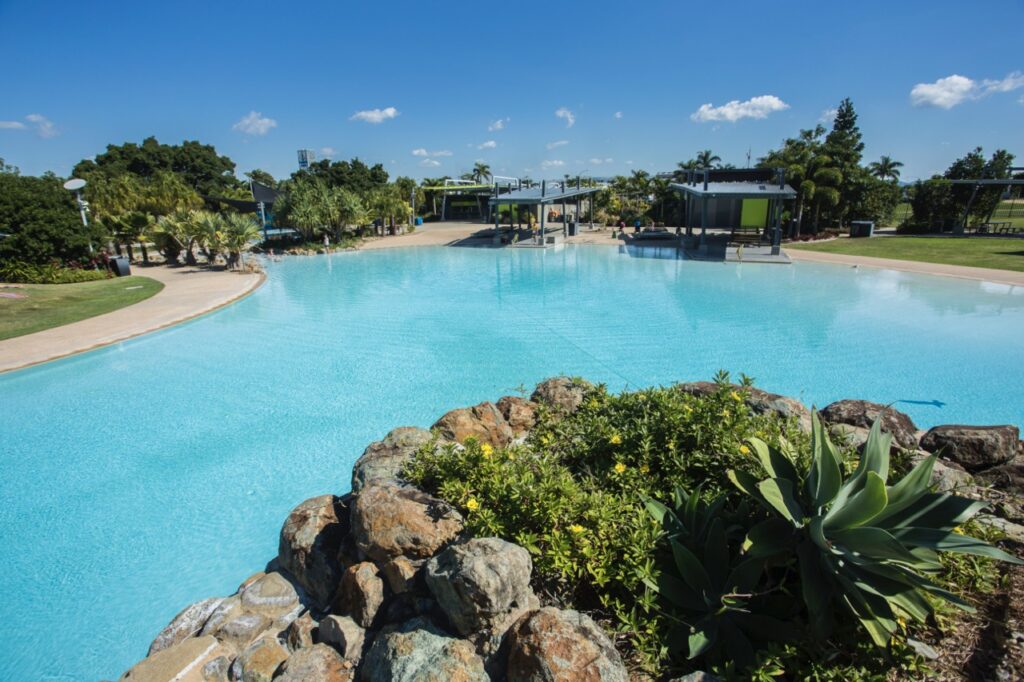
[0,265,263,373]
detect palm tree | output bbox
[220,213,261,270]
[695,150,722,169]
[471,162,492,184]
[869,156,904,182]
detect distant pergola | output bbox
[671,169,796,255]
[948,171,1024,234]
[488,180,603,235]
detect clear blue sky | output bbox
[1,0,1022,182]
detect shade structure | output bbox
[487,183,602,206]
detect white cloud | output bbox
[0,120,27,130]
[232,111,277,136]
[419,158,442,167]
[555,107,575,128]
[613,111,623,119]
[413,148,452,157]
[910,71,1024,109]
[541,159,565,169]
[546,140,569,150]
[477,140,497,149]
[910,75,977,108]
[588,157,614,165]
[819,107,838,123]
[1,114,59,138]
[411,148,428,156]
[488,117,509,131]
[690,95,789,123]
[350,107,399,123]
[626,160,634,165]
[320,146,336,158]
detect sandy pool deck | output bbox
[0,265,263,374]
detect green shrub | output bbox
[731,414,1022,647]
[0,260,109,284]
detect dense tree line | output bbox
[903,147,1016,231]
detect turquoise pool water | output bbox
[2,245,1023,679]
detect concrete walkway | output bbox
[0,265,263,373]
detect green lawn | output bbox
[0,276,164,341]
[788,236,1024,272]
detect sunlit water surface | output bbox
[2,245,1023,679]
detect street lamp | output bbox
[63,177,93,254]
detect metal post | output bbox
[258,201,267,241]
[700,195,708,251]
[771,198,782,255]
[958,184,979,235]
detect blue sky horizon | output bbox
[1,0,1022,183]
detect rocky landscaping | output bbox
[119,377,1024,681]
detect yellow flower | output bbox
[587,397,599,409]
[683,404,693,413]
[569,524,585,534]
[480,443,494,458]
[897,616,907,632]
[541,434,552,445]
[953,525,964,535]
[739,445,751,455]
[639,464,650,474]
[609,433,623,445]
[721,409,731,418]
[466,498,480,511]
[614,462,627,474]
[730,390,743,402]
[507,450,516,461]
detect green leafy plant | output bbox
[0,260,108,284]
[643,488,796,667]
[730,413,1022,646]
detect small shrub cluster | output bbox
[0,260,110,284]
[406,376,1022,679]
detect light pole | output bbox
[63,178,93,254]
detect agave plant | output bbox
[730,413,1022,646]
[643,488,795,666]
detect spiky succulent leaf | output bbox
[823,471,888,529]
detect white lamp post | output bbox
[63,178,93,254]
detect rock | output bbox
[240,572,301,616]
[830,423,871,451]
[506,608,628,682]
[820,400,918,449]
[286,611,318,652]
[426,538,538,651]
[148,597,224,655]
[530,377,592,416]
[981,516,1024,544]
[360,617,488,682]
[677,382,811,432]
[352,483,464,562]
[920,425,1020,473]
[276,644,354,682]
[121,635,234,682]
[381,556,421,595]
[976,457,1024,495]
[215,613,270,651]
[319,615,366,663]
[278,494,351,608]
[433,401,514,447]
[351,427,433,493]
[335,562,385,628]
[670,674,720,682]
[231,637,289,682]
[201,655,231,681]
[929,456,973,492]
[496,396,539,436]
[907,638,940,661]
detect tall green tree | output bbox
[822,98,865,226]
[0,173,104,265]
[244,169,277,189]
[471,162,492,184]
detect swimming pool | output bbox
[2,245,1023,679]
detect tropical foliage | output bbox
[902,147,1016,231]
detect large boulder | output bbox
[199,574,302,652]
[380,556,422,595]
[319,615,366,663]
[278,494,351,607]
[121,635,234,682]
[820,400,918,449]
[919,425,1020,473]
[351,427,433,493]
[975,456,1024,495]
[360,617,489,682]
[276,644,354,682]
[433,401,514,447]
[148,597,224,655]
[530,377,592,416]
[909,451,973,492]
[426,538,538,651]
[286,611,318,652]
[334,562,385,628]
[231,636,289,682]
[506,608,628,682]
[677,382,811,432]
[496,396,539,437]
[352,483,464,562]
[240,572,302,617]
